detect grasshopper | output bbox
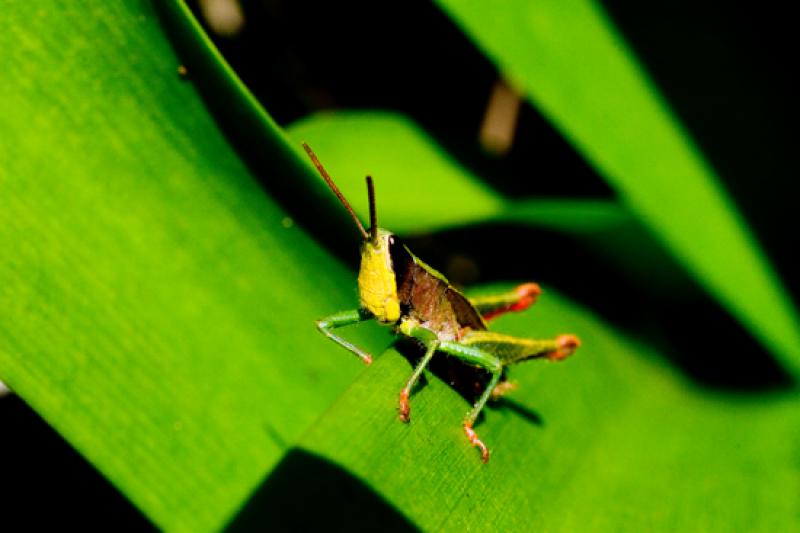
[304,143,580,462]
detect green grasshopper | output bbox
[304,143,580,462]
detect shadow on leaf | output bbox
[225,448,418,533]
[405,222,795,392]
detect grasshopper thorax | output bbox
[358,228,402,324]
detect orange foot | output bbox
[510,282,542,312]
[547,334,581,361]
[490,380,518,401]
[399,390,410,422]
[464,423,490,463]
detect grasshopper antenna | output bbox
[366,175,378,244]
[303,142,369,240]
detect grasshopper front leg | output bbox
[317,308,374,364]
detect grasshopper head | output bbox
[358,228,402,323]
[303,142,402,323]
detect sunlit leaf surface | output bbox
[0,2,384,530]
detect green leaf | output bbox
[0,2,386,531]
[288,111,630,236]
[288,287,800,531]
[434,0,800,374]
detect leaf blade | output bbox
[295,287,800,531]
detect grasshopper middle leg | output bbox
[400,320,579,463]
[398,340,439,422]
[438,340,504,463]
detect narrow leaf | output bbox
[435,0,800,373]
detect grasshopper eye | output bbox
[388,235,411,286]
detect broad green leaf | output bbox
[0,2,385,531]
[434,0,800,374]
[289,287,800,531]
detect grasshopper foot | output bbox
[511,282,541,312]
[464,423,490,463]
[547,334,580,361]
[490,380,518,401]
[399,390,411,422]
